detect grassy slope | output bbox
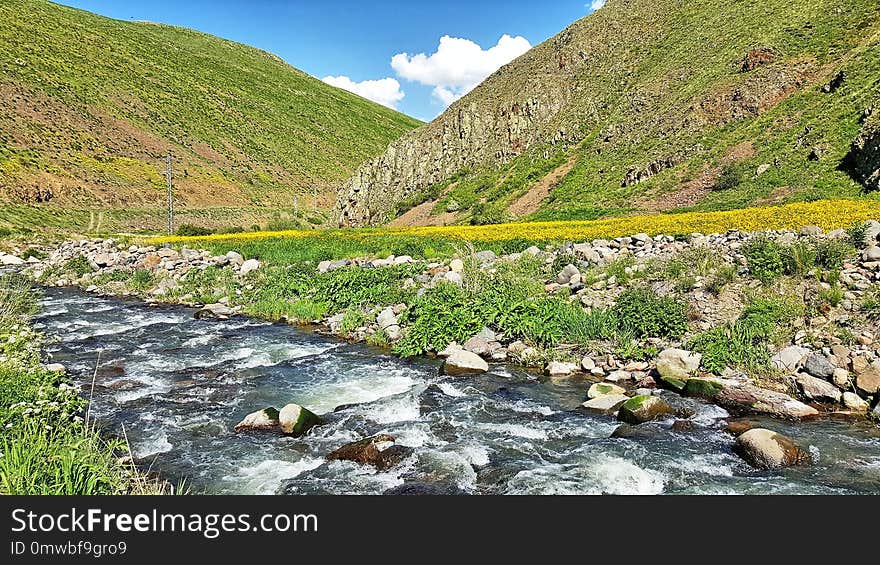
[0,0,421,210]
[392,0,880,224]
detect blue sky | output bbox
[56,0,606,121]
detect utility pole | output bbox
[165,153,174,235]
[293,194,299,217]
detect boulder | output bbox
[0,254,24,266]
[44,363,66,373]
[141,254,161,269]
[442,350,489,376]
[581,394,629,415]
[802,354,835,379]
[444,271,463,285]
[437,341,462,358]
[557,264,580,285]
[326,434,408,470]
[449,259,464,273]
[194,303,235,320]
[856,366,880,395]
[472,250,497,264]
[580,356,596,372]
[832,367,851,389]
[734,428,811,469]
[605,370,633,382]
[587,382,626,399]
[234,407,280,432]
[376,307,398,330]
[682,377,727,399]
[464,335,492,356]
[725,419,760,437]
[863,246,880,262]
[546,361,579,376]
[714,382,819,419]
[793,373,842,403]
[240,258,261,276]
[864,220,880,243]
[278,403,323,437]
[225,251,244,266]
[617,395,675,425]
[655,348,701,390]
[842,392,869,411]
[770,346,810,372]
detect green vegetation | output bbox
[0,274,164,494]
[611,289,689,340]
[689,296,802,375]
[0,0,420,211]
[745,235,857,283]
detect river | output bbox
[34,287,880,494]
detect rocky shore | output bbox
[8,219,880,470]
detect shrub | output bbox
[744,237,784,283]
[65,255,94,278]
[611,289,688,339]
[781,241,817,277]
[862,286,880,320]
[174,224,214,237]
[688,297,800,375]
[712,164,745,192]
[339,307,367,335]
[469,202,508,226]
[815,239,854,271]
[705,264,738,295]
[818,284,844,307]
[846,221,870,248]
[394,283,483,357]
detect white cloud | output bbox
[391,34,532,107]
[589,0,606,10]
[321,75,405,109]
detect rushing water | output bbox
[34,287,880,495]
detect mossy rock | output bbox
[683,378,724,399]
[279,403,323,437]
[656,374,687,391]
[617,395,675,425]
[233,407,280,432]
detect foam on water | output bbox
[37,287,880,496]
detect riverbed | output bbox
[34,287,880,494]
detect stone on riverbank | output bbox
[655,348,701,390]
[279,403,323,436]
[240,258,260,276]
[734,428,811,469]
[234,407,280,432]
[617,395,675,425]
[194,303,235,320]
[442,349,489,376]
[855,365,880,394]
[793,373,842,403]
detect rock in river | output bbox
[278,403,323,437]
[442,349,489,376]
[234,407,280,432]
[587,382,626,399]
[327,434,410,470]
[617,395,674,425]
[581,394,629,415]
[734,428,811,469]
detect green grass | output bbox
[0,0,421,210]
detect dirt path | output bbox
[506,152,579,218]
[388,199,459,227]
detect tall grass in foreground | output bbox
[0,274,172,495]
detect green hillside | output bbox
[336,0,880,226]
[0,0,421,211]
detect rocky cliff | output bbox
[336,0,880,226]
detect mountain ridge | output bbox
[0,0,422,211]
[335,0,880,227]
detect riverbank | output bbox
[11,215,880,431]
[0,272,172,494]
